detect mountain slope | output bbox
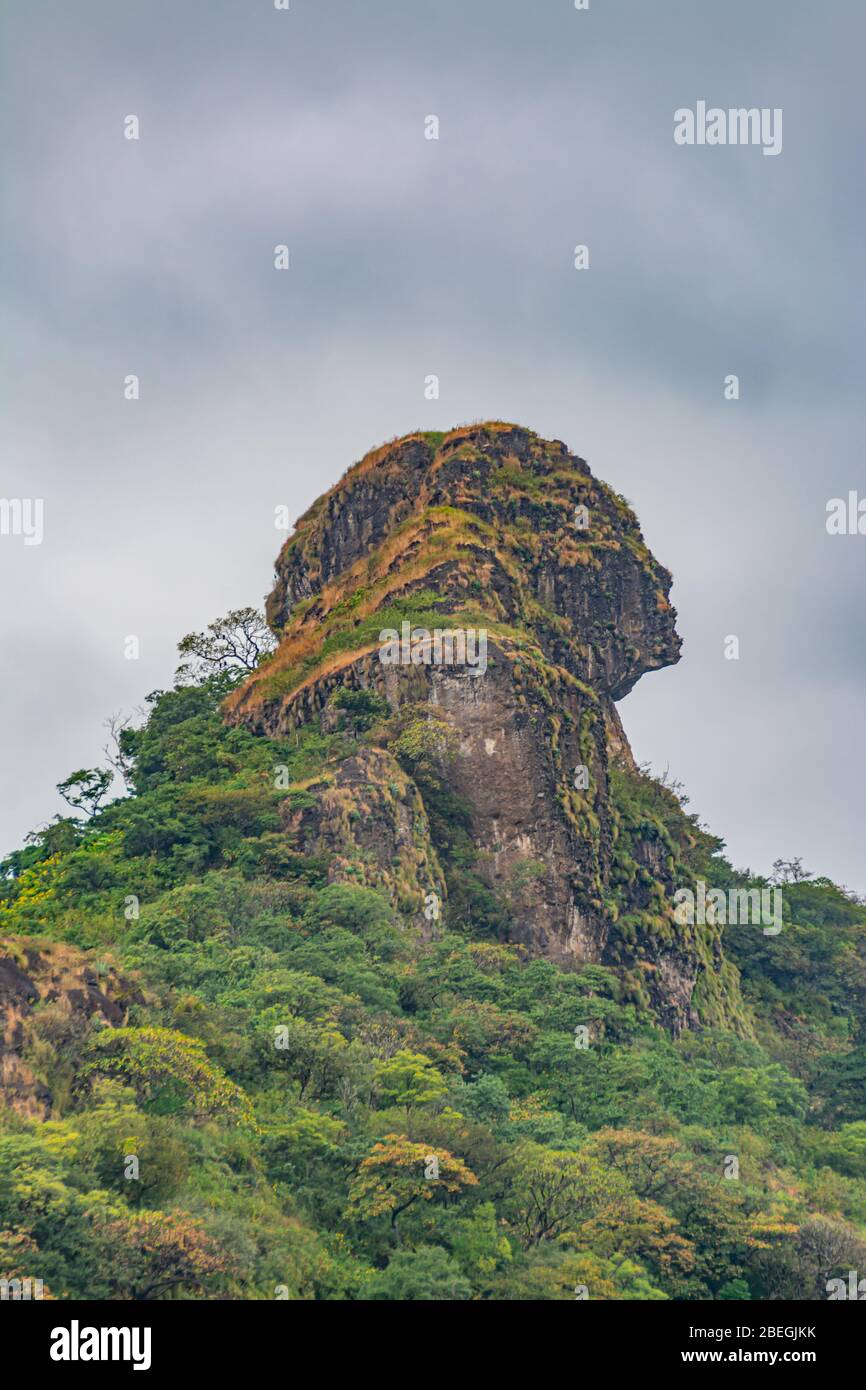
[1,424,865,1302]
[227,423,739,1031]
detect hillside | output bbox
[1,423,865,1301]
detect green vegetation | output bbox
[2,662,865,1301]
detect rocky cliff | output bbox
[0,940,136,1118]
[226,423,741,1032]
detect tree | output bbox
[815,1046,866,1125]
[504,1142,629,1249]
[73,1083,190,1208]
[85,1027,254,1126]
[494,1247,667,1301]
[392,713,458,789]
[447,1201,512,1291]
[373,1051,449,1114]
[253,1009,356,1101]
[793,1216,866,1300]
[583,1129,690,1202]
[261,1108,345,1187]
[56,768,113,818]
[579,1194,695,1291]
[771,857,812,885]
[751,1215,866,1301]
[459,1074,512,1128]
[0,1229,53,1300]
[175,608,275,683]
[808,1121,866,1179]
[719,1277,751,1299]
[331,688,390,732]
[362,1246,472,1300]
[346,1134,477,1242]
[103,711,143,789]
[93,1210,230,1300]
[717,1064,808,1125]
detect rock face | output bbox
[0,941,136,1117]
[227,423,735,1031]
[280,747,447,931]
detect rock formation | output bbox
[226,423,740,1032]
[0,940,136,1117]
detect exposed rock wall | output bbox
[0,940,136,1117]
[227,423,735,1031]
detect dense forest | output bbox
[2,425,865,1302]
[1,662,865,1300]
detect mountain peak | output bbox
[225,426,717,1030]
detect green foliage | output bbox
[86,1028,255,1126]
[362,1245,472,1300]
[331,688,390,731]
[175,607,275,684]
[2,669,865,1300]
[56,769,114,818]
[374,1051,449,1112]
[392,714,458,786]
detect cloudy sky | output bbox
[2,0,864,892]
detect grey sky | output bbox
[2,0,864,892]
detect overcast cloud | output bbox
[1,0,864,891]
